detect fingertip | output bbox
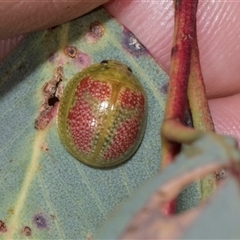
[209,94,240,146]
[0,0,109,40]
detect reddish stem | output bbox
[188,30,215,132]
[187,9,217,199]
[160,0,199,215]
[161,0,198,167]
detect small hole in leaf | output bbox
[48,96,59,106]
[35,67,63,130]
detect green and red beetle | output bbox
[57,60,147,168]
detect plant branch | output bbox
[187,11,217,200]
[161,0,198,167]
[187,28,215,132]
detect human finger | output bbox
[0,0,109,40]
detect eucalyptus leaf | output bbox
[0,7,170,239]
[95,133,240,239]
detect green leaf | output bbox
[0,7,170,239]
[95,133,240,239]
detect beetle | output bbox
[57,60,147,168]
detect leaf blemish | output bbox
[35,67,63,130]
[21,226,31,236]
[160,83,168,95]
[75,51,91,69]
[33,214,47,229]
[216,169,227,180]
[0,220,7,233]
[40,142,49,152]
[63,45,91,69]
[64,46,77,58]
[85,21,104,43]
[122,28,147,57]
[7,207,14,215]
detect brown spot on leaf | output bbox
[35,67,63,130]
[22,226,31,237]
[40,142,49,152]
[85,21,104,43]
[7,207,14,215]
[90,22,104,37]
[64,46,77,58]
[216,169,227,180]
[0,220,7,233]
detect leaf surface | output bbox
[95,134,240,239]
[0,7,201,239]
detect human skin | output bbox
[1,0,240,145]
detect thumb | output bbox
[0,0,109,40]
[0,0,109,61]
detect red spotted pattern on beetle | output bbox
[103,89,145,160]
[67,77,111,154]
